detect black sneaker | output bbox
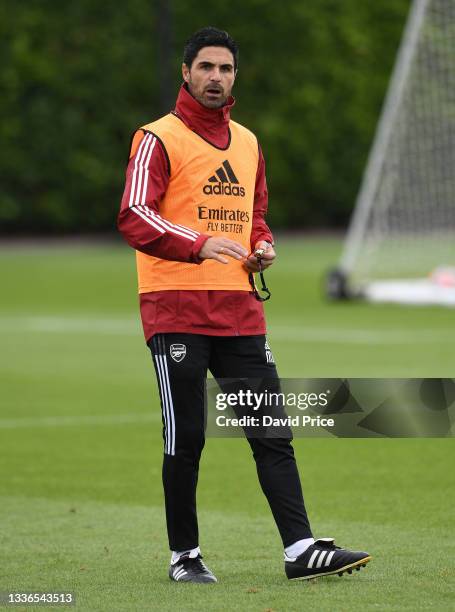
[285,538,371,580]
[169,553,217,583]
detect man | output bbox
[118,27,371,583]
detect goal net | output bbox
[330,0,455,306]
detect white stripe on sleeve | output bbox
[139,137,157,205]
[128,132,199,243]
[131,207,166,233]
[137,207,198,242]
[129,133,155,208]
[152,213,199,239]
[134,135,156,207]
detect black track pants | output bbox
[148,333,313,551]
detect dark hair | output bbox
[183,27,239,71]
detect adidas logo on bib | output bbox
[203,160,245,197]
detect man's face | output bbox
[182,46,236,109]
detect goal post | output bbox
[328,0,455,306]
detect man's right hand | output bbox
[198,237,248,264]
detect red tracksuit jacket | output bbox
[118,84,274,342]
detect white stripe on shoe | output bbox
[174,568,187,580]
[307,550,319,568]
[325,550,335,567]
[316,550,327,568]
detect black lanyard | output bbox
[248,256,271,302]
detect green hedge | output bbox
[0,0,409,232]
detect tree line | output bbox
[0,0,409,233]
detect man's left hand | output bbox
[243,240,276,273]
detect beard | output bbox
[188,81,228,109]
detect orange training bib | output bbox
[134,113,258,292]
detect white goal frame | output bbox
[334,0,455,306]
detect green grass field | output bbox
[1,237,454,611]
